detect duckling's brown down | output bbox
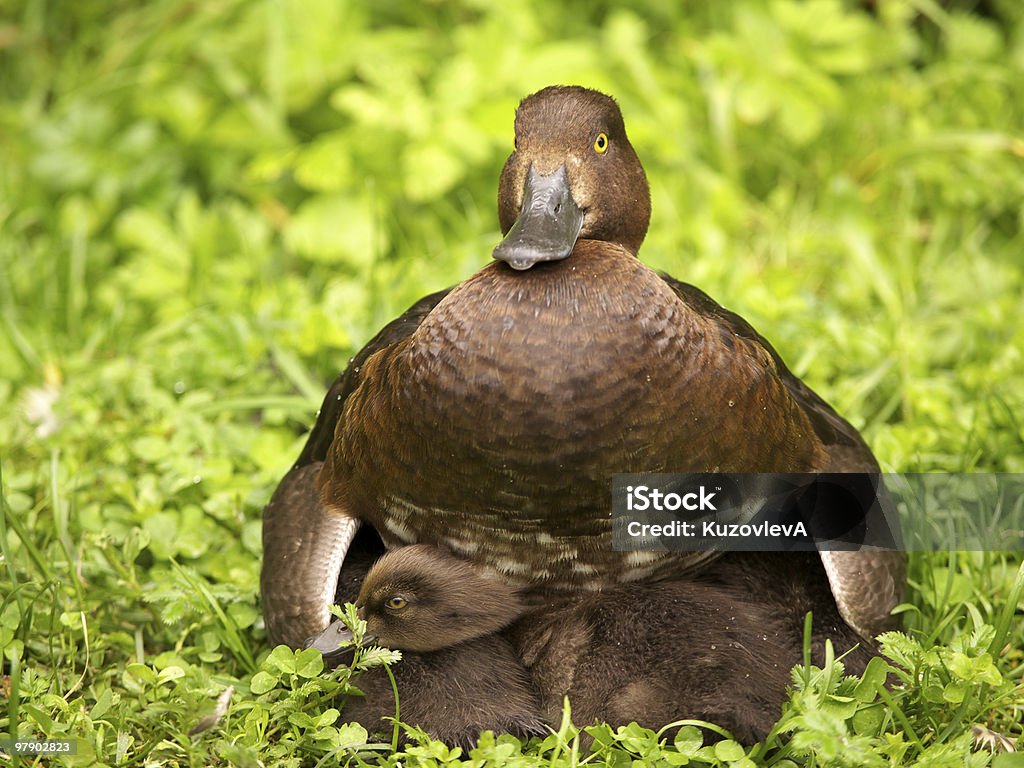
[324,545,872,745]
[319,545,545,748]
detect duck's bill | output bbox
[305,619,371,660]
[493,164,584,270]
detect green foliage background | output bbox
[1,0,1023,766]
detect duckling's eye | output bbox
[594,132,609,154]
[385,596,408,611]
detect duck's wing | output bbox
[297,289,454,465]
[659,274,904,639]
[261,289,452,648]
[658,275,875,468]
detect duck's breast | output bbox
[328,242,820,584]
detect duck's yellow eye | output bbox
[594,132,608,154]
[386,596,408,611]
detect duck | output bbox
[309,544,873,744]
[307,544,546,748]
[261,84,903,654]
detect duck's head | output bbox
[493,85,651,270]
[309,545,530,655]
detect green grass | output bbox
[1,0,1023,765]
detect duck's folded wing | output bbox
[261,289,452,648]
[261,462,359,648]
[659,274,904,638]
[297,288,454,465]
[658,275,873,465]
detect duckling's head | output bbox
[353,545,529,652]
[493,85,651,270]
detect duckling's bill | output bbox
[305,618,367,660]
[493,164,584,270]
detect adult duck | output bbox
[261,85,903,650]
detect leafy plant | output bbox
[1,0,1022,765]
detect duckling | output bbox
[262,85,902,655]
[513,551,875,744]
[309,545,545,748]
[311,545,871,745]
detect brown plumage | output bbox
[319,545,545,748]
[327,545,871,745]
[351,544,530,651]
[339,639,546,749]
[261,84,903,655]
